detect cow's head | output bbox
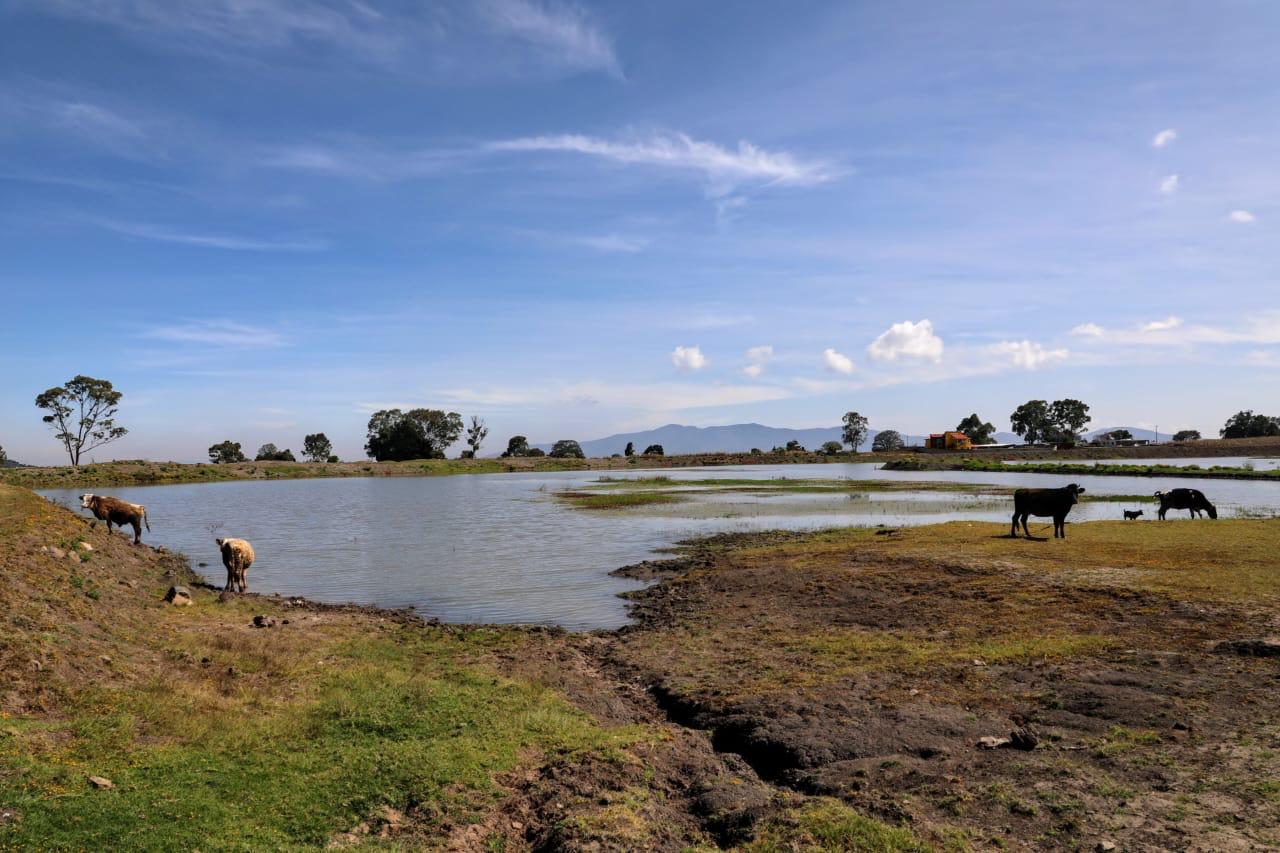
[79,494,96,508]
[215,537,226,548]
[1067,483,1085,503]
[1153,490,1165,499]
[1205,502,1219,520]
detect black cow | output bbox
[1011,483,1085,539]
[1155,488,1217,520]
[1123,509,1144,520]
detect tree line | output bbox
[17,373,1280,466]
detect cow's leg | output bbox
[131,520,141,544]
[224,566,233,592]
[106,519,114,535]
[1010,510,1020,537]
[239,568,248,593]
[1021,513,1032,539]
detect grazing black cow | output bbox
[1011,483,1086,539]
[1154,488,1217,520]
[1123,509,1144,520]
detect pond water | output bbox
[41,463,1280,630]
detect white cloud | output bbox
[571,233,650,253]
[1152,128,1177,148]
[867,319,944,363]
[671,345,708,372]
[1228,209,1257,223]
[92,219,326,251]
[822,347,856,375]
[477,0,619,76]
[1070,322,1105,338]
[987,340,1068,370]
[489,132,834,187]
[743,345,774,378]
[1160,174,1180,194]
[144,320,286,348]
[1141,316,1183,333]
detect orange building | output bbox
[926,431,973,450]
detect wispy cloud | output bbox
[743,345,774,378]
[822,347,855,375]
[671,345,708,372]
[1152,128,1177,148]
[867,319,944,363]
[570,233,650,253]
[1228,209,1257,223]
[92,219,326,251]
[143,320,286,348]
[489,132,836,188]
[1140,316,1183,333]
[986,340,1069,370]
[476,0,619,76]
[1159,174,1180,194]
[1070,322,1105,338]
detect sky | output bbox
[1,1,1278,464]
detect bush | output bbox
[549,440,585,459]
[643,444,664,456]
[821,441,844,455]
[1172,430,1201,442]
[255,443,296,462]
[208,441,246,464]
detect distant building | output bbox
[1091,436,1151,448]
[926,431,973,451]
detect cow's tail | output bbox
[143,506,151,532]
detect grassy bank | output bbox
[884,457,1280,480]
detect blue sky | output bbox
[2,1,1277,463]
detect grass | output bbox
[556,490,688,510]
[744,798,930,852]
[885,457,1280,480]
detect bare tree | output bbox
[35,375,128,465]
[466,416,489,457]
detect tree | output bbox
[624,441,635,457]
[208,441,246,464]
[1172,430,1201,442]
[1103,429,1133,441]
[785,439,804,452]
[35,375,128,465]
[872,430,905,452]
[1047,399,1091,445]
[466,416,489,457]
[955,413,996,445]
[526,447,546,457]
[841,411,869,452]
[820,440,844,455]
[255,443,295,462]
[364,408,463,461]
[502,435,530,458]
[0,444,6,465]
[302,433,333,463]
[1010,400,1051,444]
[643,444,664,456]
[1220,410,1280,439]
[549,440,584,458]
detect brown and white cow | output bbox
[216,537,255,593]
[79,494,150,544]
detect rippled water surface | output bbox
[41,462,1280,629]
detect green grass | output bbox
[556,490,687,510]
[744,798,930,852]
[0,630,636,849]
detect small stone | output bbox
[510,820,524,830]
[971,658,988,667]
[29,659,42,672]
[99,655,112,665]
[977,735,1011,749]
[1096,842,1117,852]
[46,546,66,560]
[164,586,192,606]
[78,542,94,551]
[87,775,114,790]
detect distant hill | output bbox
[1085,427,1170,442]
[531,423,936,457]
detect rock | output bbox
[78,542,94,552]
[971,658,988,667]
[29,659,42,672]
[1096,841,1117,852]
[1214,637,1280,657]
[99,655,112,665]
[164,586,193,606]
[42,546,66,560]
[977,735,1011,749]
[1009,728,1039,751]
[87,775,114,790]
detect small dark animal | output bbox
[1011,483,1086,539]
[1154,488,1218,520]
[1123,509,1144,520]
[79,494,150,544]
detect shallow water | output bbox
[1003,456,1280,470]
[41,463,1280,629]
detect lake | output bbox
[42,463,1280,630]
